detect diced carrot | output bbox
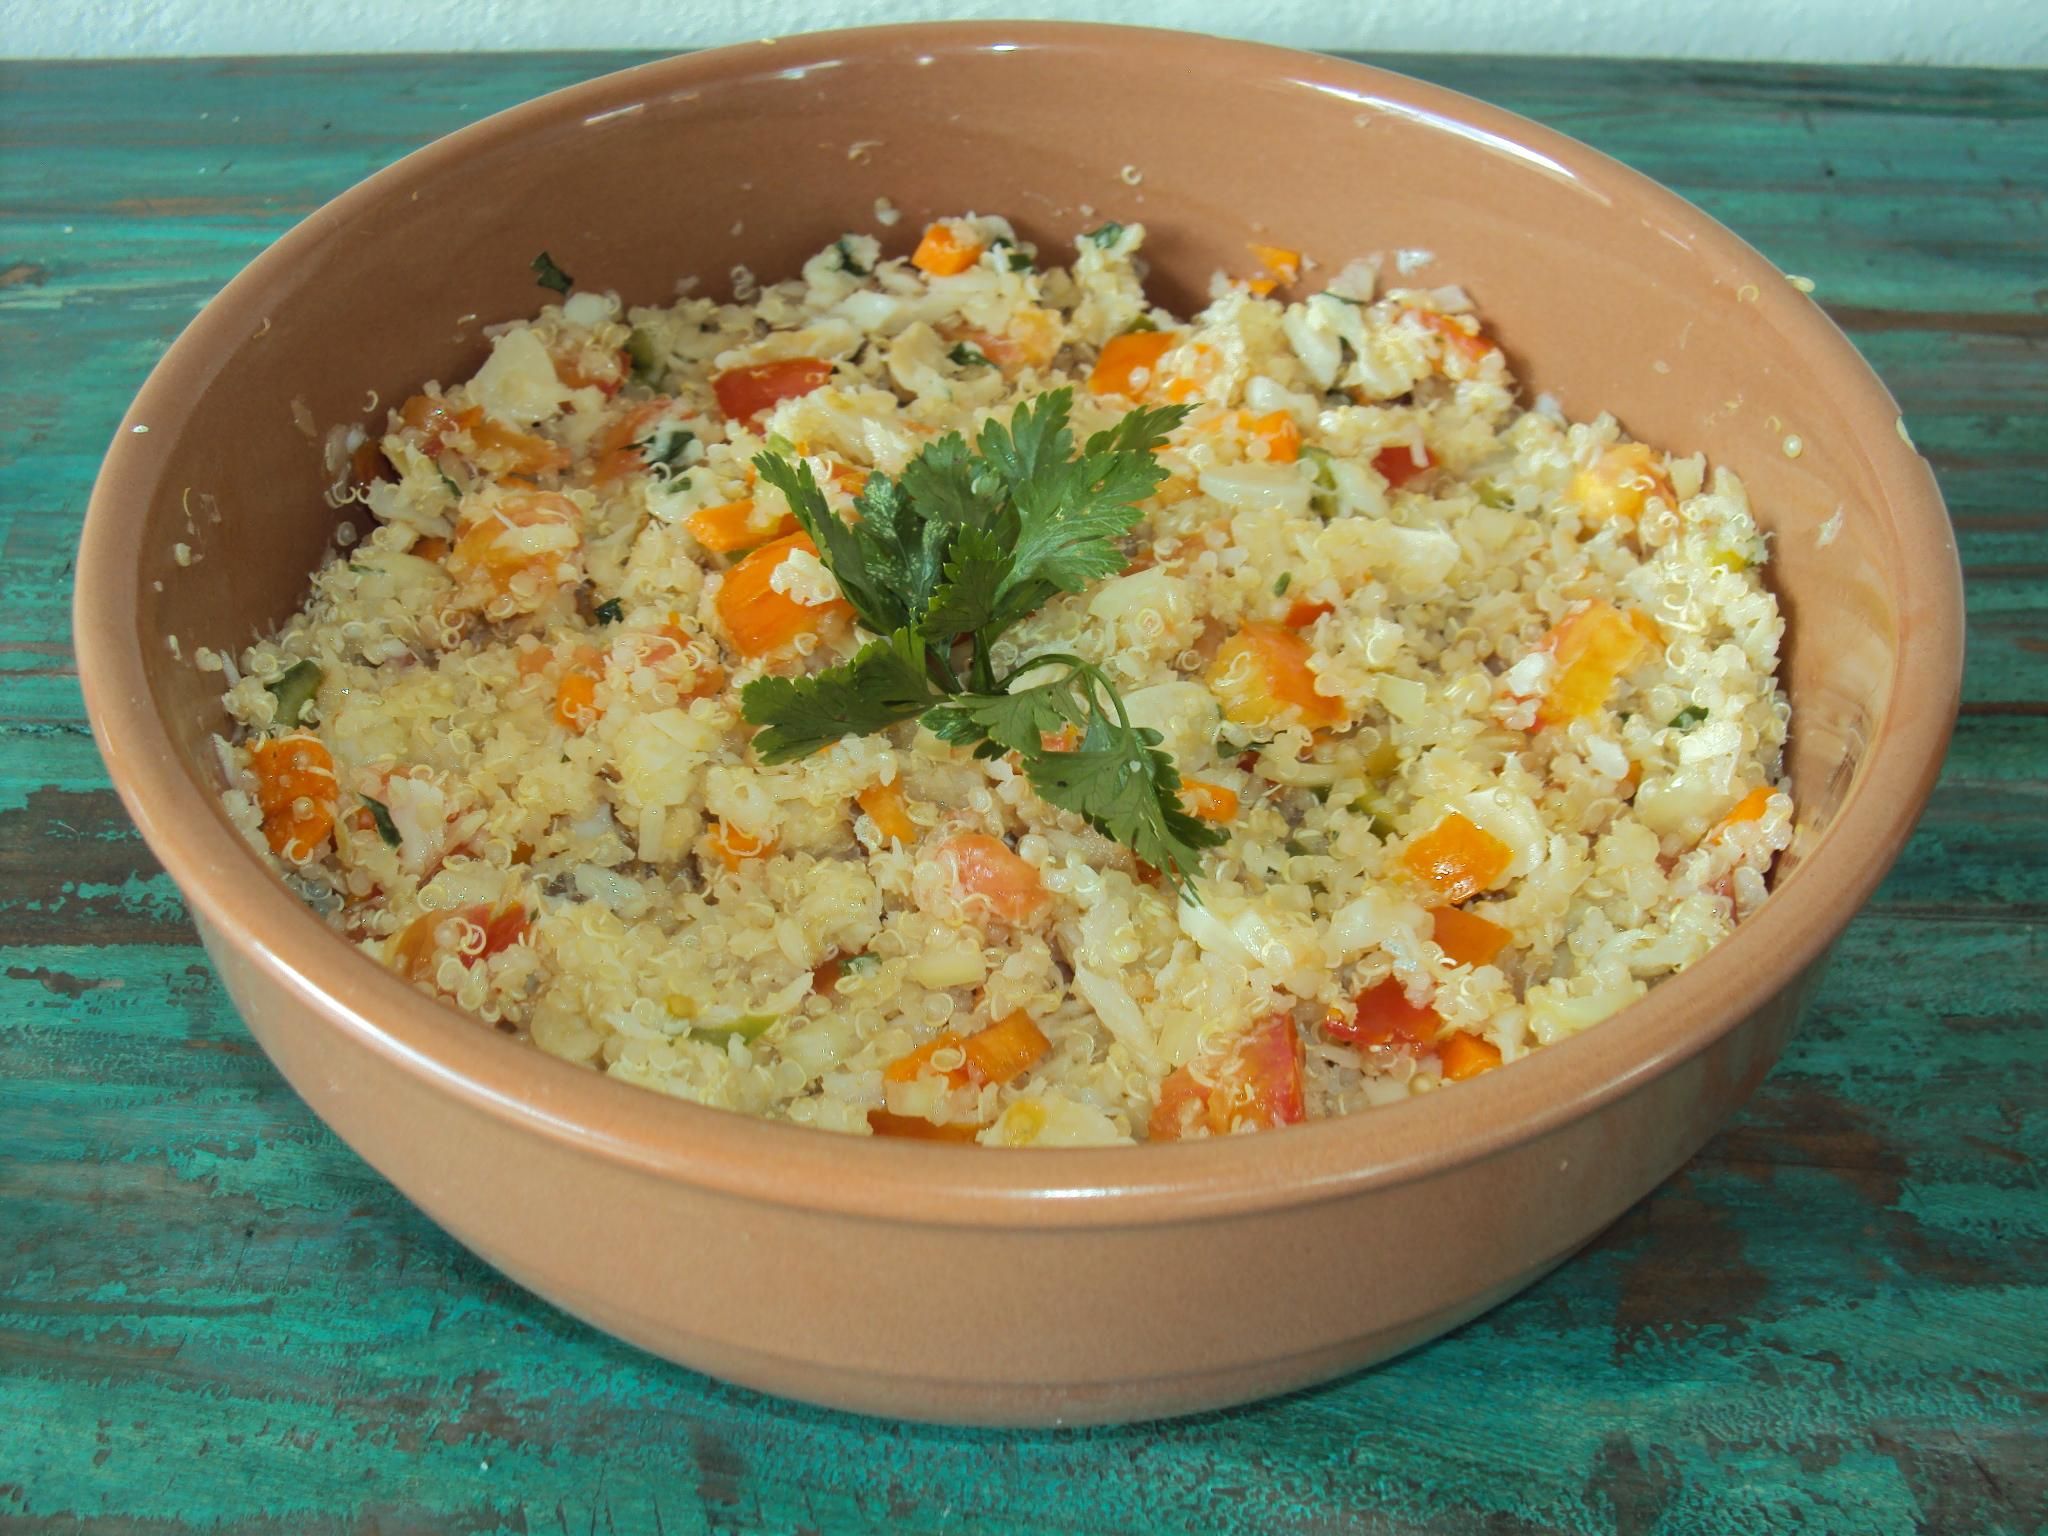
[553,669,598,732]
[591,400,672,485]
[713,531,851,658]
[686,498,795,554]
[549,340,626,397]
[1283,598,1334,629]
[411,535,449,562]
[478,902,529,958]
[711,358,834,426]
[911,222,984,277]
[448,490,581,607]
[1089,330,1178,399]
[251,733,337,861]
[856,782,919,845]
[1149,1014,1305,1141]
[1328,978,1441,1050]
[1206,622,1347,730]
[1178,777,1239,823]
[1438,1031,1503,1082]
[1430,905,1512,969]
[1248,243,1302,284]
[397,392,472,453]
[1244,411,1301,463]
[346,437,391,495]
[1711,786,1777,840]
[708,819,776,871]
[1536,600,1656,728]
[884,1033,965,1084]
[1568,442,1673,525]
[941,833,1049,924]
[1401,812,1513,904]
[961,1011,1051,1085]
[867,1108,983,1142]
[812,955,846,995]
[1413,309,1495,369]
[463,416,570,479]
[1373,442,1434,489]
[1246,277,1280,298]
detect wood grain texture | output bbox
[2,52,2043,1535]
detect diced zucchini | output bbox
[267,658,323,728]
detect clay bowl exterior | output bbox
[74,24,1961,1425]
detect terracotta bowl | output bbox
[75,23,1962,1425]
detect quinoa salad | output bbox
[214,213,1794,1146]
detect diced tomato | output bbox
[940,833,1049,924]
[391,902,528,985]
[1149,1014,1306,1140]
[712,358,834,426]
[1329,978,1441,1050]
[1373,443,1434,489]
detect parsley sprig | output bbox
[739,388,1226,893]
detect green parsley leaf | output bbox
[993,397,1180,621]
[1273,572,1292,596]
[360,795,402,848]
[593,597,623,625]
[752,452,904,636]
[641,425,695,476]
[738,392,1216,890]
[990,236,1035,272]
[742,629,941,764]
[833,236,871,277]
[1084,222,1126,248]
[531,251,574,294]
[949,341,991,368]
[1670,705,1709,730]
[1122,314,1159,334]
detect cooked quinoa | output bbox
[216,214,1793,1146]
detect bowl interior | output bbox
[82,24,1957,1196]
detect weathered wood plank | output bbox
[2,52,2043,1536]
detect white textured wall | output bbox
[8,0,2044,64]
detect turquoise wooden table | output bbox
[3,51,2044,1534]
